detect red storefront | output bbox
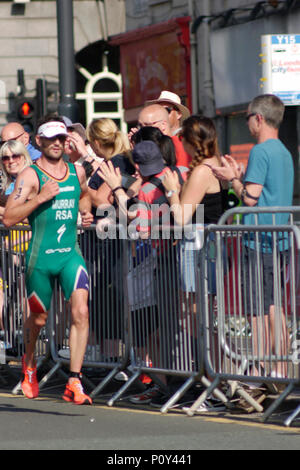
[110,16,191,124]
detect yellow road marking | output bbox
[200,416,300,433]
[1,392,300,433]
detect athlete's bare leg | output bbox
[69,288,89,373]
[23,311,48,368]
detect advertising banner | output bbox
[261,34,300,105]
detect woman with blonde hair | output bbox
[87,118,130,162]
[87,118,135,212]
[0,139,32,342]
[0,139,32,197]
[87,119,136,369]
[87,118,136,210]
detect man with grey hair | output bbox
[212,93,294,409]
[213,94,292,219]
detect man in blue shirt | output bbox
[1,122,41,161]
[212,94,294,383]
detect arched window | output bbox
[76,43,126,133]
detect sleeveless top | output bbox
[26,162,81,271]
[192,163,224,224]
[202,191,223,224]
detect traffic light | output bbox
[15,96,37,134]
[36,78,59,119]
[18,99,34,120]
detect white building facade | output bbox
[0,0,126,128]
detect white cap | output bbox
[145,91,190,120]
[37,121,68,138]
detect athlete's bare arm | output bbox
[3,167,60,227]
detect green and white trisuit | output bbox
[25,162,89,313]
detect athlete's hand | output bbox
[37,179,60,204]
[80,210,94,227]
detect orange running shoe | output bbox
[21,355,39,399]
[62,378,92,405]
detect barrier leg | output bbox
[262,382,294,423]
[186,377,223,416]
[201,376,228,403]
[89,366,128,400]
[160,375,196,414]
[38,360,67,391]
[284,403,300,427]
[234,384,264,413]
[107,370,141,407]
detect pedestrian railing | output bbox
[190,223,300,420]
[0,208,300,426]
[192,206,300,424]
[48,226,219,409]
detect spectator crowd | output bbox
[0,91,294,412]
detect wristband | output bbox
[241,187,260,201]
[111,186,123,193]
[166,189,178,197]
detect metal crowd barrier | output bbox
[109,229,227,411]
[47,226,132,400]
[1,209,300,426]
[47,226,226,410]
[0,224,30,367]
[0,222,226,411]
[0,224,68,392]
[186,206,300,424]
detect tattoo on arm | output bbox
[14,179,24,200]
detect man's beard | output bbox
[44,153,63,162]
[42,147,64,162]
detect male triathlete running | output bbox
[3,116,94,405]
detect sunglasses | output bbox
[1,154,22,163]
[246,113,257,122]
[0,132,25,147]
[164,106,179,114]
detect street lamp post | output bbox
[56,0,79,122]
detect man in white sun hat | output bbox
[145,90,190,136]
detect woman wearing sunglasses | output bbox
[0,139,32,337]
[0,139,32,200]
